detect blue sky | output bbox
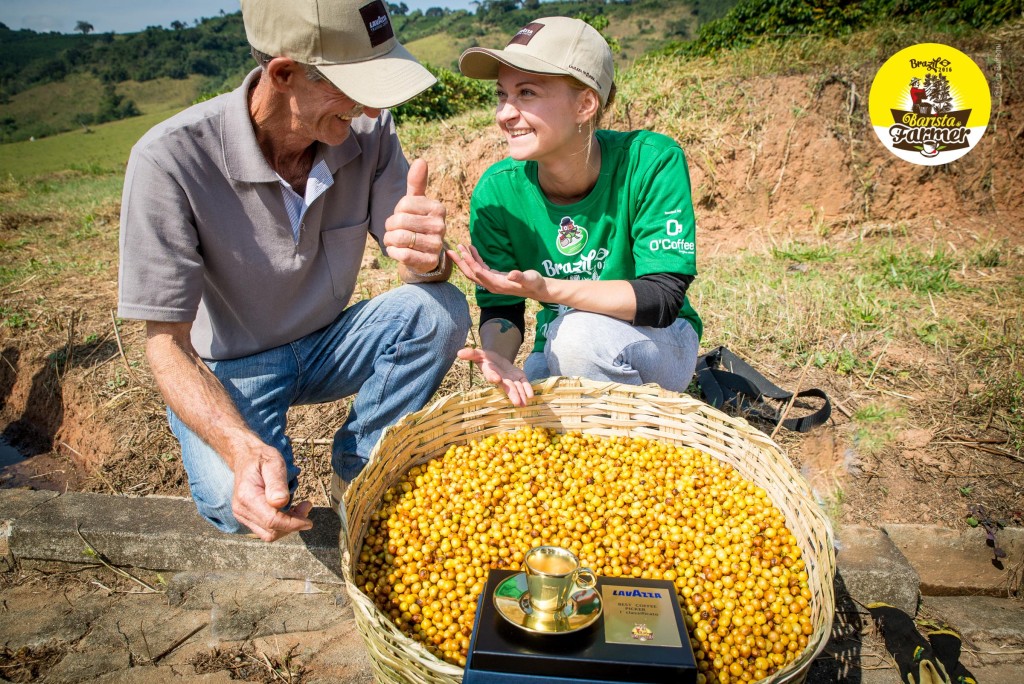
[1,1,481,34]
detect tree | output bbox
[575,13,621,53]
[388,2,409,15]
[925,73,953,114]
[75,20,94,35]
[170,20,187,31]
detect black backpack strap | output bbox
[695,346,832,433]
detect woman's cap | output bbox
[241,0,436,109]
[459,16,615,106]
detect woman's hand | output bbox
[457,347,534,407]
[448,243,548,300]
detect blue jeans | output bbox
[523,311,699,393]
[167,283,470,533]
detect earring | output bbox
[577,122,583,133]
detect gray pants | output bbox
[523,311,700,393]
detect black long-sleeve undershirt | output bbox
[477,272,694,336]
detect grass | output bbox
[771,241,838,263]
[406,33,475,71]
[0,107,184,179]
[874,245,962,294]
[117,75,205,113]
[0,74,204,145]
[691,232,1024,456]
[850,403,906,455]
[695,238,968,358]
[1,73,107,140]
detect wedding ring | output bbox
[409,232,417,249]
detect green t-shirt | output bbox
[469,129,702,353]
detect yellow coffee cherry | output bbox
[356,427,814,681]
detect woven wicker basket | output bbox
[340,377,836,684]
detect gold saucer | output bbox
[493,572,603,634]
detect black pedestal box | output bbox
[464,569,697,684]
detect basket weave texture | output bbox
[341,377,836,684]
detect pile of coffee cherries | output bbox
[355,426,814,683]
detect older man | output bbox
[118,0,469,541]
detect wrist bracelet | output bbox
[411,250,446,278]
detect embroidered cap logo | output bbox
[509,22,545,46]
[359,0,395,48]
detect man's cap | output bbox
[459,17,614,105]
[241,0,436,109]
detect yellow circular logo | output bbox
[869,43,990,166]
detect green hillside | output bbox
[0,0,719,144]
[0,106,186,179]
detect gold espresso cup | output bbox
[524,546,597,614]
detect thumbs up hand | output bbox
[384,159,449,277]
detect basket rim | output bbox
[341,377,837,684]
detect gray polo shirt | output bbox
[118,68,408,360]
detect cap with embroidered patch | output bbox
[458,16,615,105]
[241,0,436,109]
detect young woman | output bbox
[449,16,702,407]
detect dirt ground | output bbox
[1,44,1022,553]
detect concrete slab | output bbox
[835,525,920,615]
[884,524,1024,597]
[2,490,345,583]
[0,487,61,518]
[46,630,132,683]
[924,596,1024,648]
[0,585,106,649]
[92,668,236,683]
[805,580,901,684]
[0,488,59,559]
[963,660,1024,684]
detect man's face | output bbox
[290,71,381,146]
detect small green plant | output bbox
[106,370,128,391]
[813,349,860,375]
[771,241,837,263]
[970,242,1002,268]
[391,64,493,125]
[1,307,30,328]
[842,292,893,329]
[913,321,942,346]
[70,214,98,241]
[852,403,905,454]
[874,245,961,294]
[967,504,1008,565]
[821,485,846,525]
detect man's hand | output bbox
[457,347,534,407]
[384,159,447,274]
[231,446,313,542]
[447,243,548,300]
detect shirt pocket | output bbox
[321,218,370,303]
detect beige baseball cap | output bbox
[241,0,436,109]
[459,17,615,105]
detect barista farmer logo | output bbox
[869,43,990,166]
[555,217,588,256]
[631,623,655,641]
